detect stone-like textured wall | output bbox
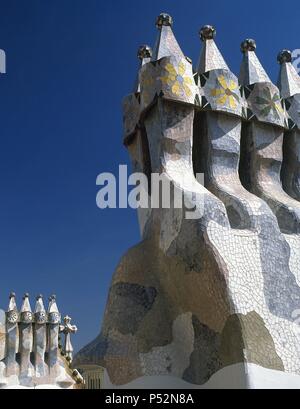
[75,16,300,388]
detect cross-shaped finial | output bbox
[59,315,78,362]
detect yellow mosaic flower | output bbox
[161,61,193,97]
[211,75,239,109]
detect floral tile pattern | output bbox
[255,87,283,119]
[210,75,239,109]
[160,61,193,98]
[199,69,242,117]
[247,83,286,127]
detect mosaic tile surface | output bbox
[75,15,300,387]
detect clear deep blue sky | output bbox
[0,0,299,351]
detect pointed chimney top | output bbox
[199,25,216,41]
[239,38,270,85]
[35,294,45,312]
[34,295,47,323]
[48,294,59,314]
[7,292,18,323]
[277,49,300,98]
[20,293,33,322]
[156,13,173,29]
[8,292,17,312]
[48,295,61,324]
[197,25,229,74]
[152,13,184,61]
[20,293,32,313]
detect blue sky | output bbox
[0,0,299,351]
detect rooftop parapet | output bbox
[0,293,82,389]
